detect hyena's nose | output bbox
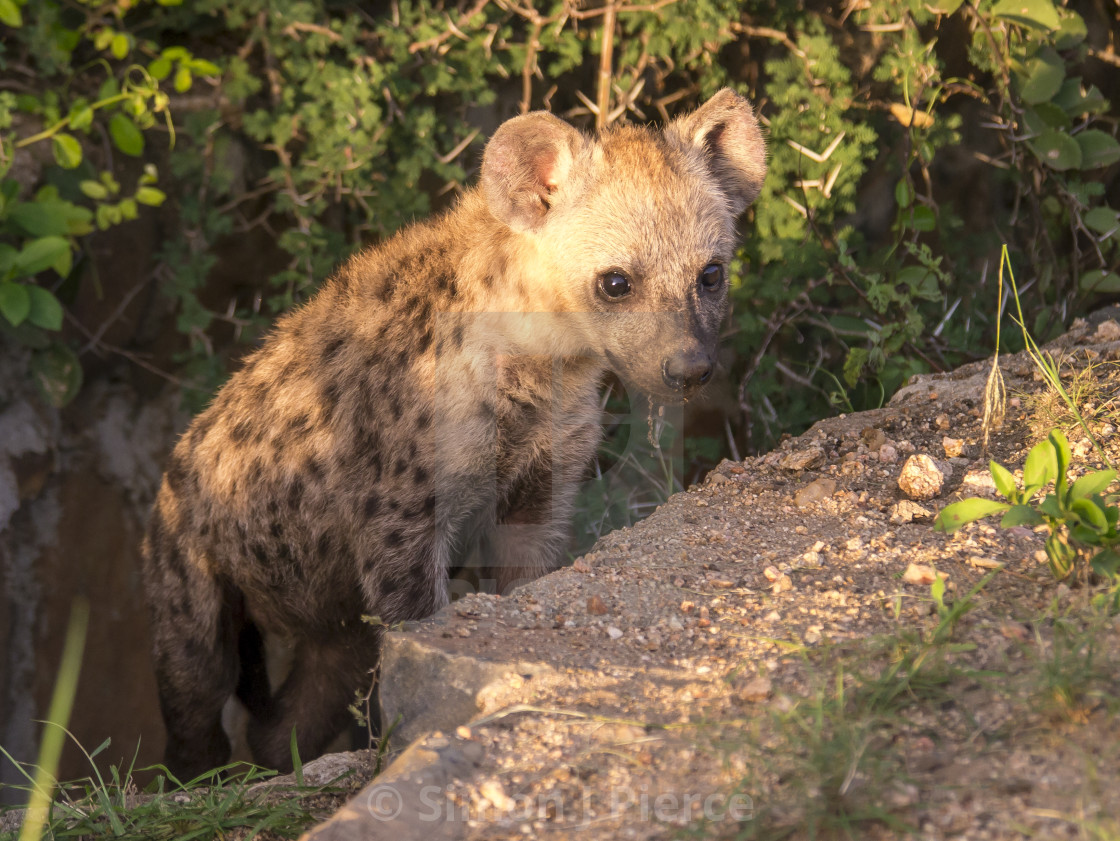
[662,350,714,391]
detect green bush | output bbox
[1,0,1117,463]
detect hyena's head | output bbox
[481,89,766,400]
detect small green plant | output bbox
[936,429,1120,596]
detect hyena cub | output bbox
[142,89,767,779]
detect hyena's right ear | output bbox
[668,89,768,216]
[481,112,585,233]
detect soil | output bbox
[308,315,1120,841]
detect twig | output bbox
[596,1,618,132]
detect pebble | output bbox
[890,499,933,523]
[898,454,948,500]
[780,446,826,471]
[607,626,623,640]
[586,595,608,615]
[903,562,947,585]
[1093,319,1120,342]
[878,443,898,464]
[942,436,965,458]
[861,427,888,450]
[737,675,773,703]
[794,476,837,507]
[935,413,951,430]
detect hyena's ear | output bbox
[668,89,767,216]
[481,112,585,232]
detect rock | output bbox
[889,500,933,524]
[378,630,552,747]
[794,477,837,507]
[737,676,773,703]
[707,472,732,485]
[607,626,623,639]
[942,437,965,458]
[780,446,825,471]
[878,444,898,464]
[934,413,951,430]
[302,733,485,841]
[1093,319,1120,342]
[586,595,608,615]
[902,562,947,585]
[898,454,948,500]
[861,427,888,451]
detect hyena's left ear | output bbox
[481,112,586,233]
[668,89,767,216]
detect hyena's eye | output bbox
[599,271,632,300]
[699,263,724,292]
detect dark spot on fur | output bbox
[322,336,345,364]
[385,530,404,547]
[413,465,429,485]
[288,412,312,434]
[364,493,380,518]
[416,411,431,431]
[165,454,190,495]
[390,397,402,421]
[251,542,269,563]
[288,478,304,509]
[190,412,215,448]
[451,324,464,350]
[379,574,402,595]
[317,533,333,557]
[416,329,432,354]
[393,459,407,478]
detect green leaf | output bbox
[51,133,83,169]
[0,281,31,326]
[173,66,192,93]
[14,236,70,278]
[108,113,144,156]
[1049,429,1070,492]
[1084,207,1119,237]
[1000,504,1044,527]
[26,285,63,330]
[1023,439,1057,489]
[992,0,1061,30]
[1029,129,1082,171]
[8,202,71,237]
[1053,11,1087,48]
[67,100,93,132]
[119,198,138,221]
[30,343,83,407]
[1070,497,1108,531]
[1070,469,1116,501]
[190,58,221,76]
[79,180,108,200]
[1089,548,1120,577]
[0,0,22,27]
[110,33,129,60]
[1052,80,1107,117]
[148,57,172,80]
[1075,130,1120,169]
[1080,270,1120,293]
[135,186,166,207]
[908,206,937,232]
[990,460,1017,499]
[1017,46,1064,104]
[934,498,1011,533]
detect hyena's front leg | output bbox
[485,445,593,593]
[245,627,380,773]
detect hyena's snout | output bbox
[661,347,714,392]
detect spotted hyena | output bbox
[142,89,767,779]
